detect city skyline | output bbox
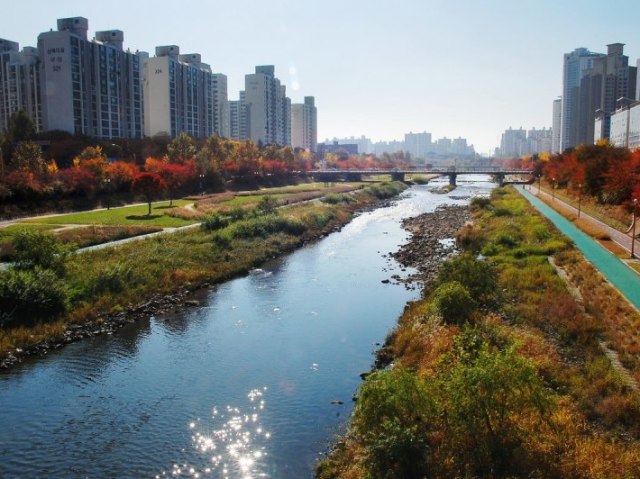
[3,0,640,155]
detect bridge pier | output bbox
[448,173,457,186]
[391,172,405,181]
[496,173,505,186]
[345,172,362,182]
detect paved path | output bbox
[527,185,638,255]
[517,186,640,309]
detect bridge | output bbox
[309,168,535,186]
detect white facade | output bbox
[38,17,145,139]
[244,65,290,146]
[609,103,640,149]
[143,46,228,138]
[0,39,41,132]
[552,97,561,153]
[291,96,317,151]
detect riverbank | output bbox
[0,182,408,369]
[317,186,640,478]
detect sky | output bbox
[4,0,640,155]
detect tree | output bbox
[73,146,108,181]
[132,172,167,215]
[167,132,196,164]
[438,253,500,308]
[431,281,477,324]
[150,160,195,206]
[9,141,46,176]
[106,161,139,192]
[6,110,36,143]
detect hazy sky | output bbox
[4,0,640,154]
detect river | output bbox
[0,176,495,478]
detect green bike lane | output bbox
[517,186,640,309]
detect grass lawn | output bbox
[0,223,59,239]
[21,200,196,228]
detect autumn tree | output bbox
[106,161,139,192]
[9,141,47,176]
[132,172,167,215]
[167,132,196,164]
[145,157,195,205]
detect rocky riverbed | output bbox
[388,204,471,287]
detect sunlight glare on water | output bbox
[157,388,270,479]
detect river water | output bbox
[0,176,494,478]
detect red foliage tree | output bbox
[106,161,139,192]
[60,166,98,196]
[132,172,167,215]
[145,158,196,205]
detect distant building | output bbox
[561,44,636,150]
[331,136,373,154]
[143,46,228,138]
[38,17,145,139]
[229,91,247,141]
[317,141,358,157]
[244,65,291,146]
[404,131,432,158]
[291,96,317,151]
[552,97,562,153]
[0,39,41,132]
[609,100,640,149]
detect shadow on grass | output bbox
[154,205,176,210]
[126,215,163,221]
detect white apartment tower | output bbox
[552,97,562,153]
[37,17,145,139]
[291,96,317,151]
[244,65,290,146]
[0,39,41,132]
[144,46,228,138]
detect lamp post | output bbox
[537,174,541,194]
[577,183,583,218]
[552,177,556,201]
[632,198,638,259]
[103,178,112,210]
[199,173,205,195]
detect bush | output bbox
[470,196,491,209]
[353,367,435,478]
[0,267,67,325]
[12,229,67,277]
[303,211,335,228]
[201,212,230,231]
[257,195,279,214]
[438,253,501,308]
[431,281,477,324]
[91,263,133,295]
[229,215,306,239]
[321,193,354,204]
[363,181,408,200]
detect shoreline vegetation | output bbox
[0,181,409,369]
[317,186,640,478]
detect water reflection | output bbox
[156,388,270,479]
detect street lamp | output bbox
[632,198,638,259]
[199,173,205,195]
[577,183,583,218]
[552,177,556,201]
[537,174,541,194]
[103,178,112,210]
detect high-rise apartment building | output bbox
[244,65,290,146]
[229,91,247,141]
[561,44,636,150]
[552,97,562,153]
[37,17,145,139]
[561,47,605,151]
[143,46,228,138]
[403,131,432,158]
[0,39,41,133]
[291,96,317,151]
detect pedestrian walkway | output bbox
[517,186,640,309]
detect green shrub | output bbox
[229,215,306,239]
[438,253,501,308]
[431,281,477,324]
[470,196,491,209]
[363,181,408,199]
[493,207,513,217]
[12,229,67,277]
[303,211,335,228]
[91,263,133,295]
[496,233,518,247]
[353,367,435,478]
[320,193,354,204]
[257,195,279,214]
[201,212,230,231]
[212,230,232,249]
[0,267,67,325]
